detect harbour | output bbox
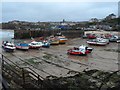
[1,31,119,74]
[1,2,120,89]
[1,31,120,89]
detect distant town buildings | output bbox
[1,13,119,31]
[105,13,116,20]
[89,18,99,22]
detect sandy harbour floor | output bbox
[2,38,120,78]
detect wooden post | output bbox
[22,68,25,87]
[38,75,40,85]
[2,55,4,68]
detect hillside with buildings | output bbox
[1,13,119,31]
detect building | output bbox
[105,13,116,20]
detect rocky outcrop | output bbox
[45,70,120,90]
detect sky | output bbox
[1,2,118,22]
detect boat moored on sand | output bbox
[87,38,109,46]
[55,33,68,44]
[67,45,93,55]
[49,39,59,45]
[2,41,16,52]
[16,43,29,50]
[116,37,120,43]
[57,37,68,44]
[87,34,96,39]
[29,41,42,49]
[109,35,119,42]
[42,40,50,48]
[49,36,59,45]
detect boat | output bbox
[109,35,119,42]
[57,37,68,44]
[55,33,68,44]
[67,45,93,55]
[49,36,59,45]
[104,34,112,39]
[29,41,42,49]
[82,35,88,39]
[15,43,29,50]
[49,39,59,45]
[117,40,120,43]
[87,38,109,46]
[2,41,16,52]
[42,40,50,48]
[87,34,96,39]
[116,37,120,43]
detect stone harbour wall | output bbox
[14,29,84,39]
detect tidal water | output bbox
[0,29,14,42]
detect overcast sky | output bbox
[2,2,118,22]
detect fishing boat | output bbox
[15,43,29,50]
[29,41,42,49]
[42,40,50,48]
[49,36,59,45]
[57,36,68,44]
[87,38,109,46]
[109,35,118,42]
[82,35,88,39]
[87,34,96,39]
[49,39,59,45]
[67,45,93,55]
[104,34,112,39]
[55,33,68,44]
[2,41,16,52]
[117,39,120,43]
[116,37,120,43]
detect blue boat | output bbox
[42,40,50,48]
[16,43,29,50]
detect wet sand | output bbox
[2,38,119,78]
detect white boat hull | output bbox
[16,46,29,50]
[87,41,107,46]
[2,45,16,52]
[29,41,42,49]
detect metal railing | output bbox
[1,54,52,89]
